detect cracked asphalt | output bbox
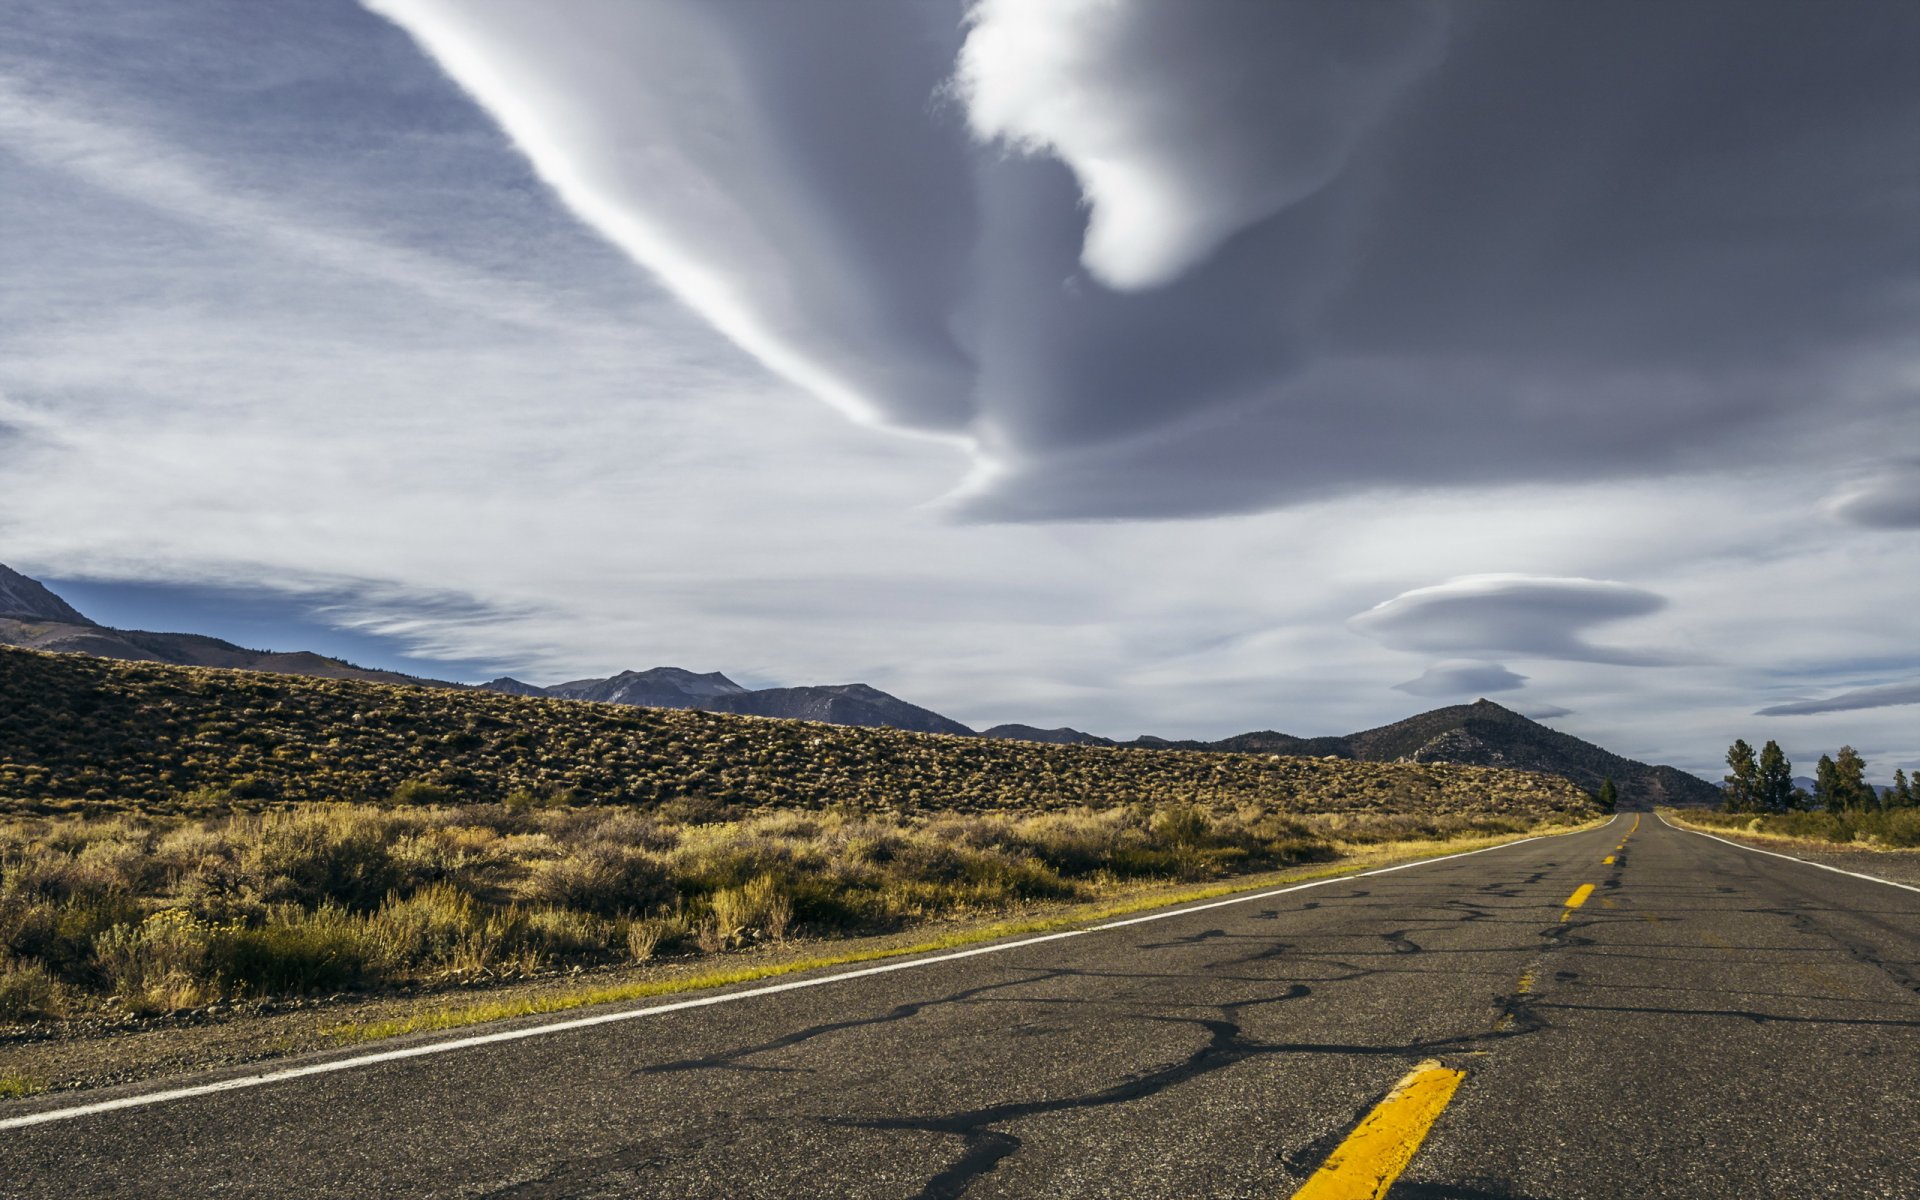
[4,813,1917,1199]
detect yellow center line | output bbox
[1290,1060,1466,1199]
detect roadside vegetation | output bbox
[0,647,1595,1023]
[1702,737,1919,848]
[0,802,1574,1021]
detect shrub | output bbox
[92,909,221,1013]
[0,957,64,1020]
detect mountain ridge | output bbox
[0,563,1714,802]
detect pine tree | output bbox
[1816,754,1842,814]
[1598,778,1618,813]
[1758,740,1794,814]
[1833,746,1874,811]
[1890,768,1913,809]
[1728,741,1758,814]
[1723,739,1759,813]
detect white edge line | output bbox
[1,818,1608,1132]
[1657,812,1920,895]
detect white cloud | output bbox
[1349,575,1675,666]
[952,0,1444,289]
[1393,659,1528,697]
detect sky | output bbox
[2,0,1917,781]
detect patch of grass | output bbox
[1668,807,1920,849]
[0,1070,47,1100]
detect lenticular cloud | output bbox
[952,0,1445,290]
[367,0,1920,521]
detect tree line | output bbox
[1721,739,1916,814]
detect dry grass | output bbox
[1666,807,1920,849]
[1,802,1586,1021]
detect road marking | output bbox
[1558,882,1595,923]
[0,828,1592,1132]
[1603,855,1615,864]
[1290,1060,1465,1199]
[1656,814,1920,895]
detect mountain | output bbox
[1195,700,1718,808]
[982,724,1115,746]
[703,683,974,736]
[0,564,450,689]
[540,667,747,707]
[478,676,548,697]
[0,564,93,625]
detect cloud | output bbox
[952,0,1445,290]
[1826,461,1920,530]
[1350,575,1672,665]
[364,1,1920,520]
[1392,659,1527,697]
[1757,680,1920,717]
[1517,704,1574,721]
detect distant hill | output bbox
[0,645,1597,827]
[1188,700,1716,808]
[983,724,1115,746]
[540,667,747,707]
[703,683,973,736]
[481,668,966,735]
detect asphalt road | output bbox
[5,813,1918,1199]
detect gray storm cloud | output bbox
[1350,575,1673,666]
[1392,659,1527,698]
[367,0,1920,520]
[1757,680,1920,717]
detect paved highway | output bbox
[4,814,1918,1198]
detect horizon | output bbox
[4,2,1917,785]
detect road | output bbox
[4,813,1919,1199]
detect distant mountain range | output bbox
[0,563,1716,804]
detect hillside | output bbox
[0,646,1596,823]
